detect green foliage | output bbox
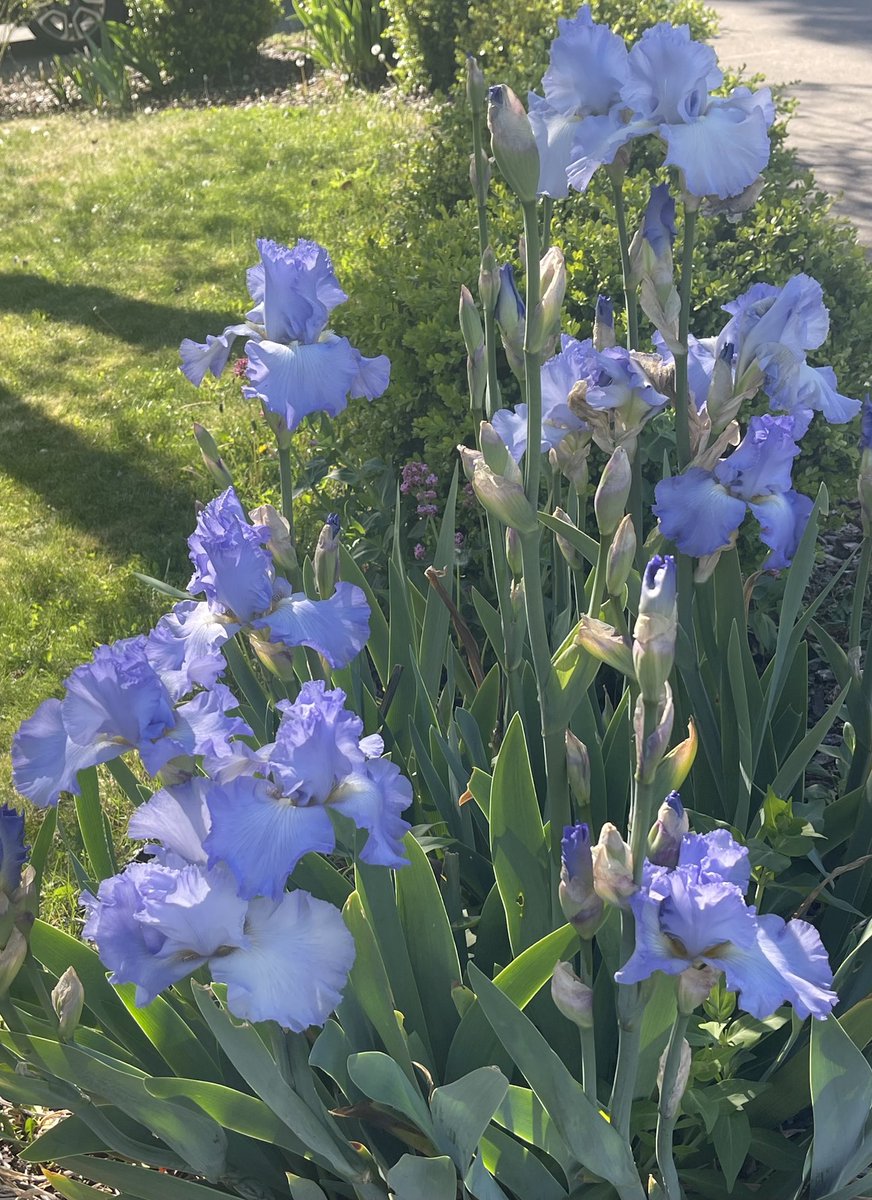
[127,0,283,83]
[382,0,469,92]
[296,0,390,87]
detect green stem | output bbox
[586,533,613,619]
[578,942,597,1105]
[277,443,295,541]
[541,195,554,252]
[470,102,501,417]
[521,200,543,506]
[674,205,698,471]
[850,537,872,656]
[612,179,639,350]
[655,1011,691,1200]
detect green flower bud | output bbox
[653,720,698,796]
[469,148,491,199]
[0,926,27,997]
[592,823,636,908]
[606,514,636,596]
[480,421,520,480]
[551,961,594,1028]
[470,460,538,533]
[553,507,582,570]
[314,513,341,599]
[565,731,591,809]
[505,527,523,579]
[466,54,487,115]
[594,446,632,536]
[479,247,499,316]
[250,504,298,576]
[552,430,591,494]
[52,966,85,1042]
[193,423,234,491]
[487,84,540,204]
[459,285,484,356]
[572,615,635,678]
[657,1036,692,1119]
[633,555,678,704]
[528,246,566,354]
[634,684,675,781]
[647,791,689,869]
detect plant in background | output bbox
[296,0,390,88]
[4,8,872,1200]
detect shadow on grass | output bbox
[0,272,235,350]
[0,382,198,565]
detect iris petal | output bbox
[653,468,747,557]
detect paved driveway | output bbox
[713,0,872,246]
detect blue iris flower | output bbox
[82,856,355,1031]
[559,15,774,199]
[653,414,812,567]
[11,637,251,809]
[203,682,411,899]
[154,488,370,679]
[617,828,836,1020]
[180,238,390,435]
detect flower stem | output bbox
[674,205,698,472]
[541,195,554,252]
[656,1011,691,1200]
[850,537,871,658]
[612,179,639,351]
[277,443,295,544]
[578,941,597,1104]
[521,199,543,507]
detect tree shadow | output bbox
[0,272,236,351]
[0,381,199,567]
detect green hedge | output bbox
[331,1,872,509]
[128,0,283,83]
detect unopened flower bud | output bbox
[559,823,603,937]
[314,513,341,599]
[654,720,698,795]
[458,445,481,483]
[706,342,739,432]
[634,684,675,781]
[528,246,566,354]
[657,1036,692,1119]
[480,421,518,479]
[606,514,636,596]
[466,54,486,114]
[487,84,540,204]
[594,446,632,536]
[510,577,526,620]
[647,791,689,869]
[677,963,721,1014]
[193,423,234,491]
[52,966,84,1042]
[469,148,492,198]
[594,294,616,351]
[553,507,582,570]
[592,823,636,907]
[565,732,591,810]
[859,398,872,537]
[479,247,499,316]
[459,285,484,355]
[551,961,594,1028]
[470,460,538,533]
[250,504,298,576]
[505,527,523,579]
[573,615,635,678]
[0,926,27,997]
[249,633,297,682]
[552,430,591,494]
[633,555,677,704]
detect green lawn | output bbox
[0,93,429,829]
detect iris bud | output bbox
[592,823,636,907]
[487,84,540,204]
[552,430,591,495]
[479,247,499,316]
[706,342,739,433]
[677,963,720,1014]
[572,616,635,678]
[593,294,616,351]
[251,504,298,576]
[654,720,698,795]
[459,286,484,355]
[510,578,526,620]
[528,246,566,355]
[480,421,519,480]
[657,1036,692,1120]
[469,460,538,534]
[52,966,85,1042]
[606,514,636,597]
[314,513,341,600]
[647,791,689,868]
[634,684,674,781]
[553,507,582,570]
[594,446,632,536]
[859,398,872,537]
[0,926,26,997]
[495,263,526,378]
[505,527,523,579]
[565,731,591,810]
[458,445,481,483]
[551,961,594,1028]
[193,423,234,491]
[559,823,603,937]
[633,555,677,704]
[466,54,486,115]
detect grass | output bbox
[0,90,430,916]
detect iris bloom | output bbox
[181,238,390,434]
[0,806,27,896]
[202,681,411,899]
[653,413,813,567]
[154,488,370,681]
[12,638,250,809]
[618,828,836,1021]
[82,856,354,1031]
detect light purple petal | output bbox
[251,581,370,669]
[269,681,367,803]
[749,490,814,570]
[542,5,629,117]
[12,698,112,808]
[714,413,801,500]
[329,758,412,868]
[128,779,212,865]
[179,324,253,387]
[566,108,643,193]
[678,829,750,891]
[528,94,579,198]
[662,98,770,200]
[653,469,747,557]
[244,337,361,431]
[145,601,233,702]
[350,349,391,400]
[257,238,347,344]
[623,22,721,124]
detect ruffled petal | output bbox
[269,681,367,803]
[713,413,801,500]
[793,363,861,424]
[244,337,361,431]
[753,914,837,1020]
[527,94,579,198]
[12,698,112,808]
[329,757,412,868]
[212,890,355,1031]
[204,775,335,900]
[168,683,252,772]
[186,487,275,623]
[653,469,747,557]
[661,98,770,199]
[179,324,253,387]
[678,829,750,891]
[251,581,370,669]
[350,349,391,400]
[139,863,248,961]
[749,490,814,570]
[491,405,530,463]
[542,5,629,117]
[623,22,721,124]
[145,601,233,702]
[128,779,212,865]
[257,238,347,344]
[566,108,643,193]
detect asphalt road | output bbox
[713,0,872,247]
